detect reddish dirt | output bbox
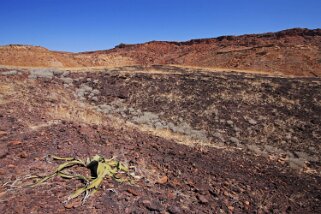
[1,121,320,213]
[1,28,321,77]
[0,66,320,213]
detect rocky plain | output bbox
[0,28,320,213]
[0,65,320,213]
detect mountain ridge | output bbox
[1,28,321,76]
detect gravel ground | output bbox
[0,66,320,213]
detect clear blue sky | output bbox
[0,0,320,52]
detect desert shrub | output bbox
[115,43,127,49]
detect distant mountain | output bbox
[1,28,320,76]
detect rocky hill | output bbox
[1,28,321,76]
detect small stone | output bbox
[61,77,73,84]
[64,199,82,209]
[197,195,209,204]
[142,200,162,211]
[156,176,168,184]
[226,120,233,126]
[62,71,70,76]
[19,151,28,158]
[142,200,151,206]
[167,205,182,214]
[248,119,257,125]
[64,203,74,209]
[91,96,99,102]
[230,137,240,144]
[213,133,221,138]
[126,188,139,196]
[9,140,22,145]
[0,131,7,137]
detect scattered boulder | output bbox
[62,71,70,76]
[248,118,257,125]
[167,205,182,214]
[9,140,23,145]
[126,188,140,196]
[19,151,28,158]
[91,96,99,102]
[220,119,226,124]
[197,194,209,204]
[226,120,234,126]
[52,70,65,76]
[142,200,163,212]
[156,175,168,184]
[229,137,240,144]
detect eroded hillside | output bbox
[1,28,321,76]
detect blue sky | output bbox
[0,0,320,52]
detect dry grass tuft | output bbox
[122,119,227,150]
[0,82,16,104]
[48,103,105,125]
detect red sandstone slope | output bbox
[1,28,321,76]
[101,28,321,76]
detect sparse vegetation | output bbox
[0,65,320,213]
[4,155,133,206]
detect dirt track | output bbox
[0,66,320,213]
